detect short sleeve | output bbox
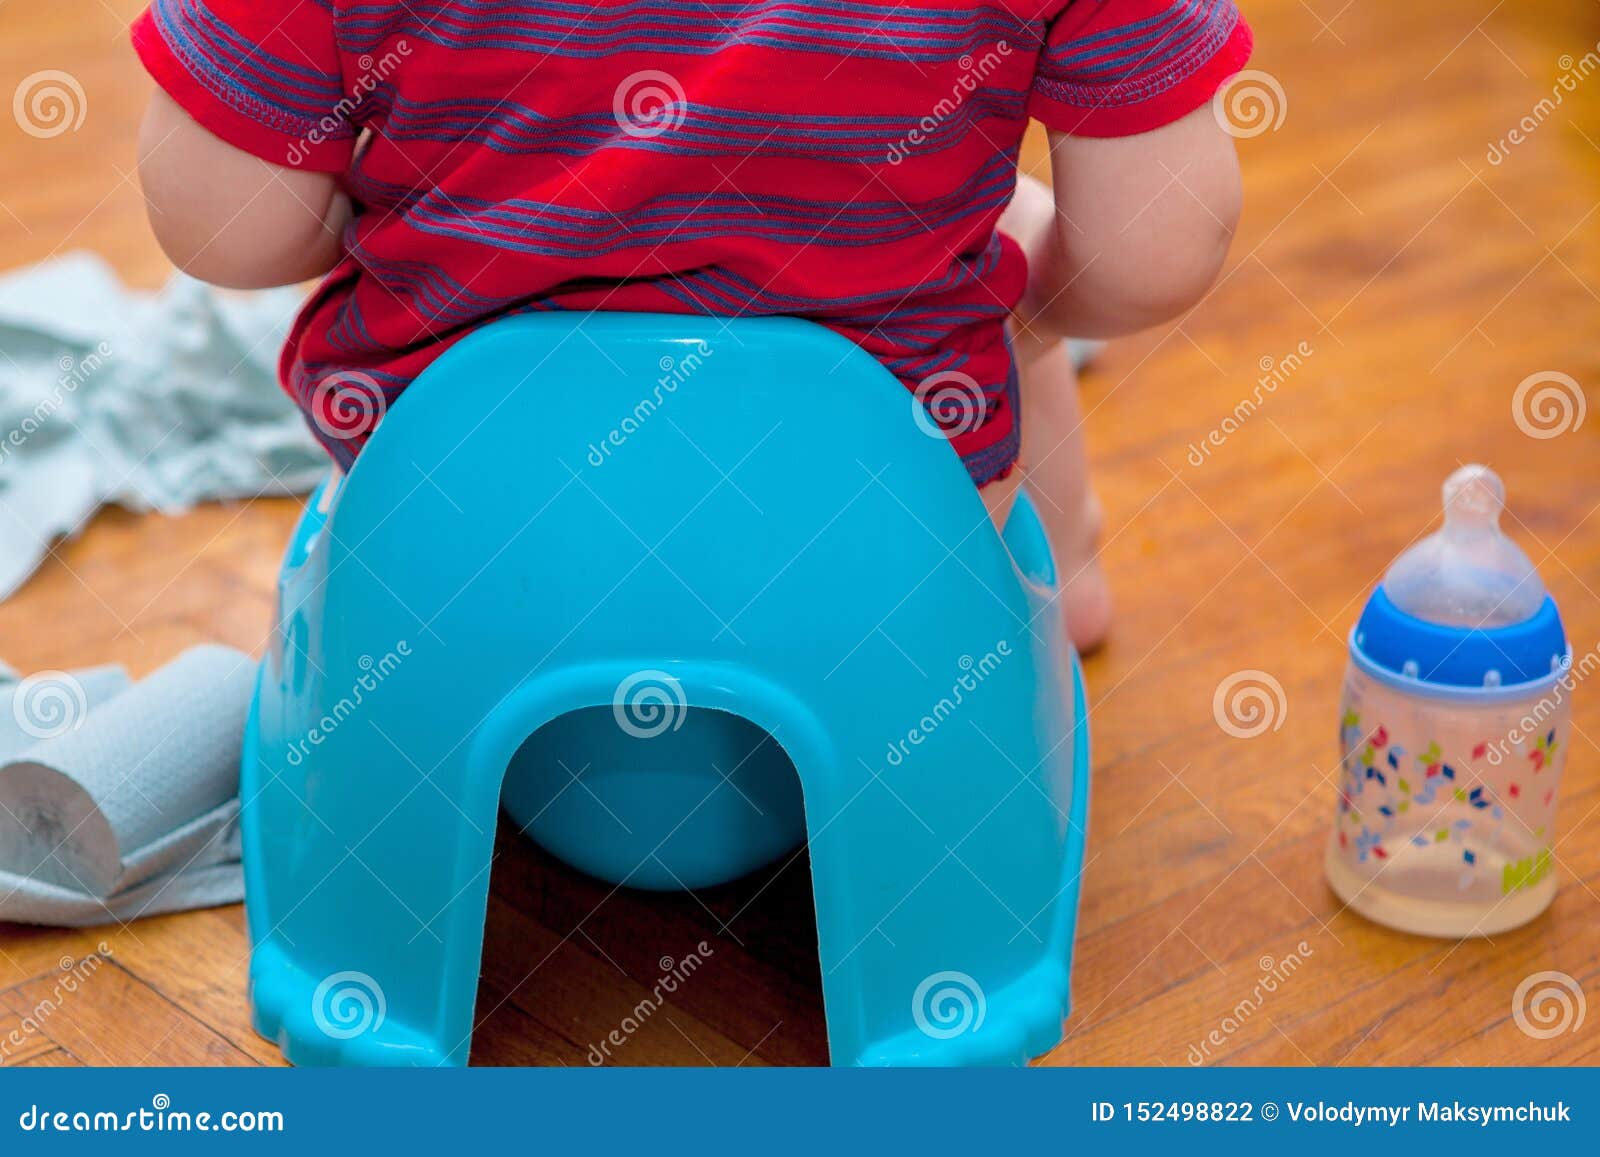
[1030,0,1253,138]
[132,0,354,171]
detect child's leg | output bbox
[316,464,345,514]
[1008,332,1112,653]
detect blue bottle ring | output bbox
[1352,587,1569,699]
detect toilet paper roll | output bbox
[0,664,131,763]
[0,645,254,899]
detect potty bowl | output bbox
[241,313,1091,1066]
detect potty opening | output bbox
[475,705,827,1064]
[498,705,808,891]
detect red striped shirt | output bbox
[135,0,1251,483]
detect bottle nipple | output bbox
[1441,464,1505,536]
[1381,465,1545,628]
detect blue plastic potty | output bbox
[241,313,1091,1066]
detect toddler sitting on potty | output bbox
[134,0,1251,651]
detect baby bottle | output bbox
[1325,465,1572,937]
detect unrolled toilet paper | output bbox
[0,645,255,927]
[0,253,326,605]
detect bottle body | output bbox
[1325,657,1569,937]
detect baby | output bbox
[135,0,1250,652]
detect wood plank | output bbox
[467,984,588,1068]
[0,962,256,1066]
[475,894,764,1066]
[0,927,123,992]
[490,823,828,1065]
[103,907,286,1066]
[0,1003,63,1067]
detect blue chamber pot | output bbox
[241,313,1092,1066]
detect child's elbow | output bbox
[1121,210,1239,328]
[1032,115,1244,338]
[137,90,348,289]
[139,188,257,288]
[140,168,346,290]
[144,213,303,290]
[1064,178,1241,336]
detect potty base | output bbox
[241,313,1094,1067]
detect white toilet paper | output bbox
[0,645,255,927]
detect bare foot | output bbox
[1052,492,1112,653]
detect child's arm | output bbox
[1009,106,1243,342]
[137,89,351,289]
